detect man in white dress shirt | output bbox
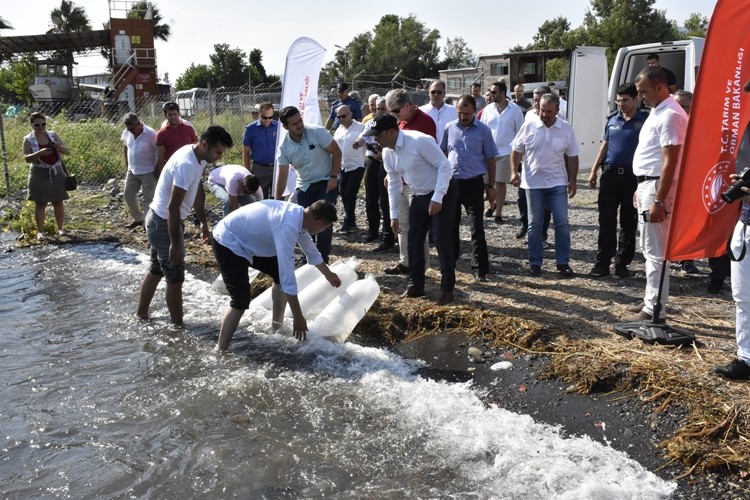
[622,66,688,322]
[420,80,456,145]
[211,200,342,351]
[332,105,366,232]
[365,114,458,306]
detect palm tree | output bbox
[47,0,91,34]
[127,1,171,42]
[0,16,13,31]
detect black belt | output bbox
[253,161,274,167]
[636,175,660,183]
[602,165,632,174]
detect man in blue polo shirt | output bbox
[243,102,278,199]
[587,82,648,279]
[441,94,498,281]
[324,82,362,132]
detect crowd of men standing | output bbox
[115,71,750,379]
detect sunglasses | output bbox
[337,113,350,119]
[33,123,47,128]
[389,108,402,114]
[430,90,444,95]
[260,115,274,120]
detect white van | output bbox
[608,37,705,112]
[175,87,210,117]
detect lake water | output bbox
[0,243,676,498]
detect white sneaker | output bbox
[58,229,67,236]
[36,232,47,241]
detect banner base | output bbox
[614,320,696,346]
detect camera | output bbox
[721,166,750,203]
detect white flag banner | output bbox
[274,37,327,198]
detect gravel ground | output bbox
[4,178,747,498]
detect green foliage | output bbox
[583,0,680,67]
[126,1,171,41]
[175,63,212,90]
[248,49,268,86]
[545,58,569,81]
[0,57,35,104]
[15,201,57,235]
[683,12,708,37]
[209,44,248,88]
[443,37,477,69]
[47,0,91,33]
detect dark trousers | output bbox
[518,185,551,234]
[709,253,731,281]
[364,157,393,243]
[595,167,638,267]
[296,179,339,263]
[408,180,457,292]
[340,167,365,229]
[453,176,489,275]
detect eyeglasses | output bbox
[430,90,444,95]
[260,115,274,120]
[337,113,350,119]
[33,123,46,128]
[389,107,402,114]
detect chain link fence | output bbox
[0,84,430,199]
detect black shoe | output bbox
[363,233,379,243]
[589,263,610,277]
[494,215,505,224]
[530,265,542,276]
[515,226,528,239]
[715,359,750,380]
[384,263,409,275]
[681,260,700,274]
[401,286,425,298]
[484,208,494,218]
[436,291,454,305]
[474,271,488,282]
[557,264,574,278]
[125,220,143,229]
[708,278,724,294]
[372,242,395,254]
[614,265,630,279]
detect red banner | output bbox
[665,0,750,260]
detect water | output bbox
[0,243,676,499]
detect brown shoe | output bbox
[620,310,652,322]
[436,291,454,306]
[385,263,409,275]
[125,220,144,229]
[625,302,645,313]
[400,286,425,298]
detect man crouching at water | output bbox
[211,199,342,351]
[137,126,233,326]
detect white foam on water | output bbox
[50,244,676,498]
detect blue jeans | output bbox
[208,182,254,218]
[526,185,570,266]
[295,179,339,263]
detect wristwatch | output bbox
[653,199,665,207]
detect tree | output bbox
[683,12,709,38]
[583,0,680,66]
[175,63,211,90]
[209,43,247,88]
[248,48,267,86]
[47,0,91,34]
[443,37,477,69]
[126,1,171,41]
[0,57,35,103]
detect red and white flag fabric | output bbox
[665,0,750,260]
[273,37,326,197]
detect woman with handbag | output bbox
[22,112,70,240]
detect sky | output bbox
[3,0,718,84]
